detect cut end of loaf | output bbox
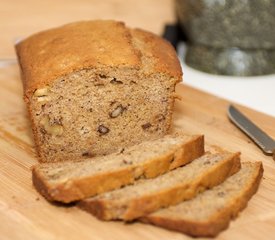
[16,20,182,163]
[29,68,178,162]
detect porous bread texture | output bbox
[16,20,182,162]
[32,133,204,203]
[78,151,241,221]
[141,162,263,237]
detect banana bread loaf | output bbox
[16,20,182,162]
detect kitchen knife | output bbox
[228,105,275,160]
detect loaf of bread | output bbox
[141,162,263,237]
[32,133,204,203]
[78,151,241,221]
[16,20,182,162]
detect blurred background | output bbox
[1,0,274,117]
[0,0,175,58]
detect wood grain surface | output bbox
[1,0,275,238]
[1,64,275,240]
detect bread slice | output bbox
[78,151,241,221]
[16,20,182,162]
[32,133,204,203]
[141,162,263,237]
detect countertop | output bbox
[177,44,275,118]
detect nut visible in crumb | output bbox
[217,191,225,197]
[37,96,51,102]
[34,87,51,102]
[80,126,91,135]
[122,159,133,165]
[34,88,48,96]
[170,157,175,163]
[40,116,63,136]
[49,125,63,136]
[203,160,211,165]
[82,152,90,157]
[109,105,125,118]
[110,78,123,84]
[98,125,109,135]
[154,114,165,122]
[99,74,107,79]
[120,148,125,154]
[142,123,152,130]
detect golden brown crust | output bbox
[80,199,109,220]
[15,20,182,102]
[141,162,263,237]
[79,152,241,221]
[32,166,135,203]
[130,28,183,80]
[33,135,204,203]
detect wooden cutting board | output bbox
[1,65,275,240]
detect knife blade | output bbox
[228,105,275,160]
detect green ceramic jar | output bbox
[176,0,275,76]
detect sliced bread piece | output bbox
[78,151,241,221]
[141,162,263,237]
[32,133,204,203]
